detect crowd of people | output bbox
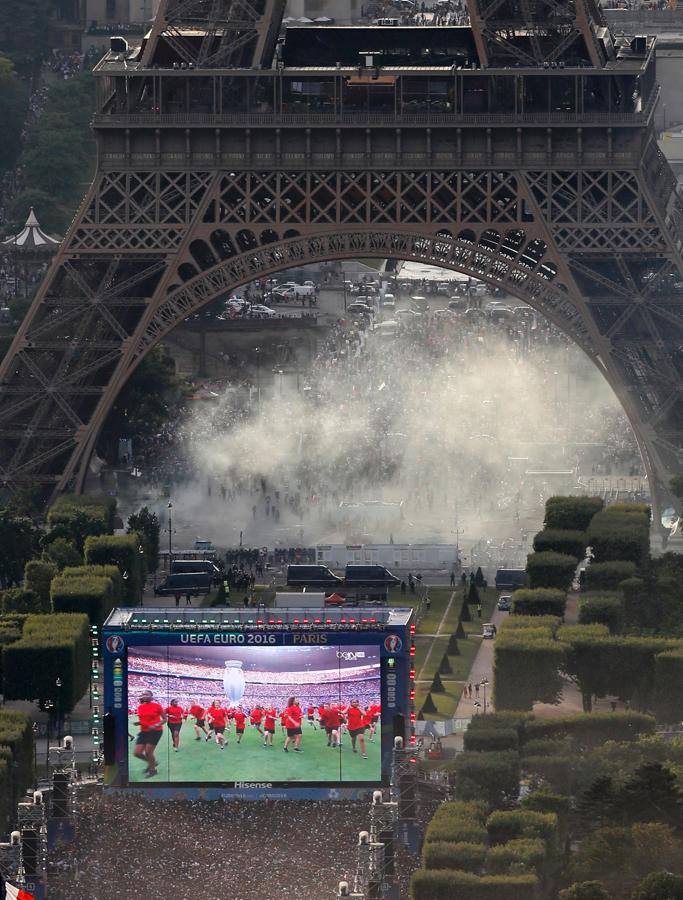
[48,788,378,899]
[364,0,469,25]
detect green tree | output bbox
[6,74,96,237]
[631,871,683,900]
[559,883,612,900]
[576,776,619,830]
[468,582,480,606]
[0,0,48,71]
[0,510,40,588]
[570,823,683,898]
[45,508,107,554]
[127,507,160,572]
[0,53,28,172]
[670,475,683,502]
[618,763,683,833]
[101,348,181,460]
[42,538,83,571]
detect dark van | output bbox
[344,565,400,588]
[494,568,528,591]
[171,559,221,583]
[154,571,212,596]
[286,565,344,588]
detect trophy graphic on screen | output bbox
[223,660,245,704]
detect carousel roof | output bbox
[1,208,61,251]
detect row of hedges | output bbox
[494,615,683,717]
[512,588,567,618]
[0,709,34,831]
[587,505,650,569]
[458,710,656,800]
[51,573,115,629]
[47,493,116,536]
[526,552,578,591]
[1,613,90,713]
[84,533,145,605]
[584,560,637,592]
[533,529,587,561]
[464,709,655,754]
[413,795,565,899]
[578,591,624,633]
[545,496,604,532]
[0,587,46,614]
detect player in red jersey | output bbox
[232,706,247,744]
[133,690,166,777]
[283,696,303,753]
[165,699,184,752]
[367,702,381,741]
[346,699,369,759]
[206,700,229,749]
[263,707,277,747]
[336,703,348,746]
[188,702,209,741]
[279,709,287,735]
[306,705,316,729]
[250,705,264,736]
[324,703,342,748]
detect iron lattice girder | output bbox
[1,143,683,525]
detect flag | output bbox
[0,877,34,900]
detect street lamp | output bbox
[167,501,173,571]
[43,700,53,768]
[479,678,489,714]
[55,678,62,743]
[32,723,38,788]
[138,545,145,605]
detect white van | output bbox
[283,284,316,300]
[382,293,396,309]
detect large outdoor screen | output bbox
[126,644,382,784]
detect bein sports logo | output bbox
[384,634,402,653]
[233,782,273,789]
[336,651,366,661]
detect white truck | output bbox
[282,284,316,300]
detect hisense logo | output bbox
[233,781,273,788]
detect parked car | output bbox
[396,308,421,321]
[248,304,278,318]
[497,594,512,611]
[382,293,396,309]
[347,302,374,317]
[482,623,497,639]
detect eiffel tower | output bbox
[1,0,682,536]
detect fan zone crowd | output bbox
[132,693,382,778]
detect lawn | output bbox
[128,718,382,783]
[411,584,497,720]
[417,680,463,721]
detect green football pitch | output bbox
[128,718,382,783]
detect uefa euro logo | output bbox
[106,635,125,653]
[384,634,402,653]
